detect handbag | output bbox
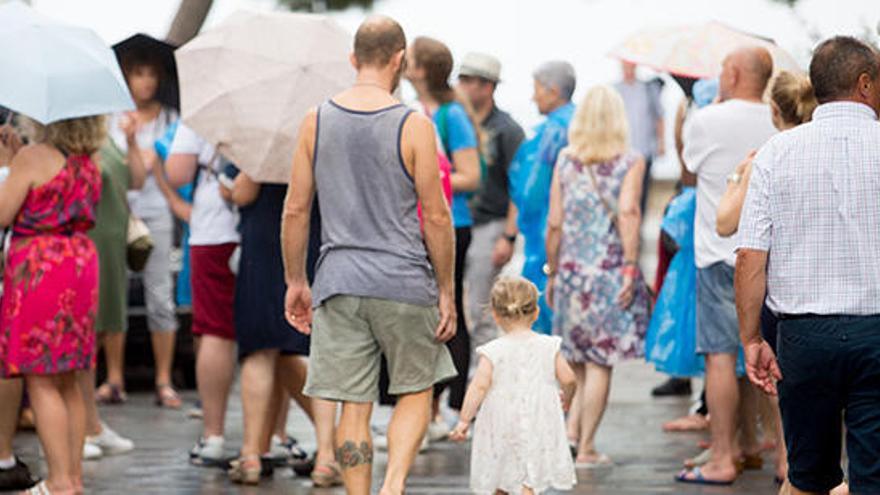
[585,161,654,300]
[104,139,154,272]
[126,214,153,273]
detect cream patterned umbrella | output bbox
[609,21,801,79]
[176,10,354,184]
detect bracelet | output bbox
[622,264,638,278]
[542,263,556,276]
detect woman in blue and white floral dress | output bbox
[545,84,651,468]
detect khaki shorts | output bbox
[304,296,457,403]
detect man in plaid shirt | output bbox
[736,36,880,494]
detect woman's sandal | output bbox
[310,463,343,488]
[95,383,127,405]
[228,455,261,485]
[154,384,182,409]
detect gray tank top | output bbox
[311,100,438,308]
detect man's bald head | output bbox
[720,46,774,100]
[353,15,406,68]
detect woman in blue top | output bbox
[407,36,480,439]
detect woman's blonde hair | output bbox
[490,277,539,321]
[770,71,818,127]
[22,115,107,156]
[566,84,629,164]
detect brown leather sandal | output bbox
[228,455,261,485]
[311,463,343,488]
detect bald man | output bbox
[675,46,776,486]
[282,15,456,495]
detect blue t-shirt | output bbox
[434,102,478,228]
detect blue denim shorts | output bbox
[695,262,739,355]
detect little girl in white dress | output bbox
[450,277,577,495]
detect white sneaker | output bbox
[86,424,134,456]
[427,419,451,442]
[82,442,102,460]
[267,435,308,464]
[189,436,225,467]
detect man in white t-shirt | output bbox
[165,124,240,466]
[676,47,776,486]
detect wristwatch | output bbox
[727,172,743,185]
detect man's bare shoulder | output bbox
[401,111,434,142]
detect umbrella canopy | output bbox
[113,33,180,111]
[0,1,134,124]
[177,10,355,184]
[609,21,801,80]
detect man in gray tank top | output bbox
[281,16,457,495]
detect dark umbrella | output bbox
[112,33,179,111]
[671,75,697,99]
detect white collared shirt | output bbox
[738,101,880,315]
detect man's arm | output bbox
[734,146,780,395]
[281,110,317,333]
[492,124,526,266]
[406,112,456,342]
[282,110,317,285]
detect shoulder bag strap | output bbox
[585,164,620,238]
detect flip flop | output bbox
[675,467,735,486]
[683,448,711,468]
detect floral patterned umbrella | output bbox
[609,21,801,79]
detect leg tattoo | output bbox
[335,440,373,469]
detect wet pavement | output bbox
[11,361,781,494]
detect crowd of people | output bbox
[0,10,878,495]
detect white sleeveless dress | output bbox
[471,332,577,494]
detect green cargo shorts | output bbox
[304,295,457,403]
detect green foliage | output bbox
[278,0,374,11]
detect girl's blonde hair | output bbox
[770,71,818,126]
[22,115,107,156]
[566,84,629,164]
[490,277,539,321]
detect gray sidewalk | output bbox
[11,361,780,494]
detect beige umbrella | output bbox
[176,10,355,183]
[609,21,801,79]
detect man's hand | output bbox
[435,290,457,343]
[744,339,782,396]
[449,420,469,442]
[285,281,313,335]
[491,237,513,268]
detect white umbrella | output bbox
[0,1,134,124]
[609,21,801,79]
[177,10,355,184]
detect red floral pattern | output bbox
[0,155,101,377]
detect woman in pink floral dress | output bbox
[0,115,105,495]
